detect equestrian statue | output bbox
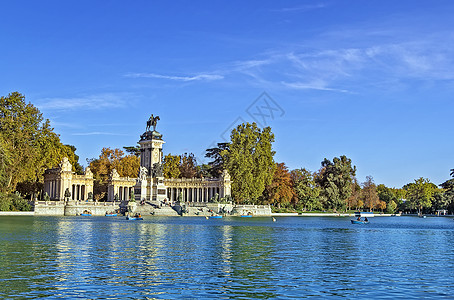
[146,114,160,132]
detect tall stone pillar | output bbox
[138,127,167,203]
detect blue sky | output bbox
[1,0,453,188]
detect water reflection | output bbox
[1,216,454,298]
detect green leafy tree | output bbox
[386,200,397,213]
[123,145,141,157]
[196,164,212,178]
[205,142,229,177]
[163,154,181,179]
[439,171,454,213]
[224,122,275,204]
[377,184,398,204]
[291,168,321,211]
[316,155,356,211]
[0,92,81,195]
[0,192,30,211]
[405,177,437,213]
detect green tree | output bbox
[405,177,437,213]
[123,145,140,157]
[377,184,398,204]
[0,192,30,211]
[205,142,229,177]
[316,155,356,211]
[224,122,275,204]
[0,92,81,195]
[163,154,181,179]
[291,168,321,211]
[386,200,397,213]
[439,171,454,213]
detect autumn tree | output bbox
[347,178,362,211]
[361,176,380,211]
[179,153,198,178]
[224,122,275,204]
[316,155,356,211]
[163,154,181,179]
[88,147,139,200]
[263,163,293,207]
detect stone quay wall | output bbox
[34,200,120,216]
[232,205,272,216]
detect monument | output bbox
[135,114,167,203]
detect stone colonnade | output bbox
[107,169,137,201]
[164,172,231,203]
[167,186,221,202]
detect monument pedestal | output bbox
[135,178,148,202]
[152,176,167,203]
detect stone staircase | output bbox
[134,203,179,216]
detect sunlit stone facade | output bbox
[43,157,93,201]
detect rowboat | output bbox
[80,213,91,216]
[355,211,374,218]
[126,216,143,220]
[209,215,222,219]
[105,213,117,217]
[351,219,369,224]
[240,215,252,218]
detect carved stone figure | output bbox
[139,166,148,181]
[146,114,160,132]
[152,163,163,178]
[60,157,72,172]
[110,169,120,179]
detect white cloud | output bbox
[272,3,328,13]
[282,80,349,93]
[72,132,130,136]
[37,93,129,111]
[125,72,223,81]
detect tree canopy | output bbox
[0,92,81,198]
[316,155,356,210]
[223,122,275,204]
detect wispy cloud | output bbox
[223,32,454,93]
[37,93,129,111]
[125,72,223,81]
[272,3,328,13]
[282,80,349,93]
[72,132,130,136]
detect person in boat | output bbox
[364,217,368,222]
[357,216,361,221]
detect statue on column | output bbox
[152,163,163,178]
[146,114,160,132]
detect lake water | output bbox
[1,216,453,299]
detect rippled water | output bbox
[1,216,453,299]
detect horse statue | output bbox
[146,114,160,132]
